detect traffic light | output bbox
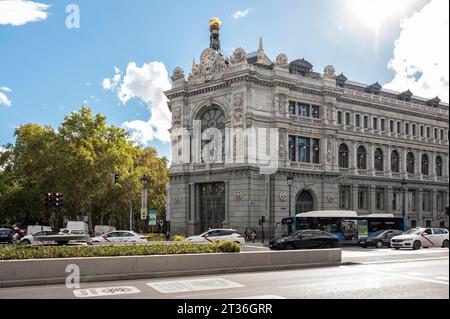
[112,172,120,185]
[54,193,64,207]
[45,192,54,207]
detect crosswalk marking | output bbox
[148,278,244,294]
[73,286,141,298]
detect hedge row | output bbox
[0,241,240,260]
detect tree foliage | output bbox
[0,107,169,231]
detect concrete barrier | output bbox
[0,249,341,288]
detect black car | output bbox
[269,230,339,250]
[359,229,404,248]
[0,228,14,245]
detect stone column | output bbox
[401,147,407,178]
[431,189,437,227]
[352,185,359,211]
[415,150,422,180]
[368,144,375,176]
[223,181,230,229]
[188,183,196,235]
[350,141,357,175]
[386,145,392,178]
[430,151,436,182]
[417,188,423,227]
[370,186,376,213]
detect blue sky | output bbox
[0,0,448,160]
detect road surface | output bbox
[0,247,447,299]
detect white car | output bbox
[185,229,245,245]
[391,227,449,250]
[89,231,148,245]
[20,230,56,246]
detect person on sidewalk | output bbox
[251,229,257,243]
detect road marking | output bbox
[434,277,449,281]
[235,295,286,299]
[364,269,449,286]
[73,286,140,298]
[148,278,244,294]
[359,257,449,265]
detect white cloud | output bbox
[0,91,12,107]
[102,67,122,91]
[1,87,12,92]
[232,9,252,19]
[384,0,449,102]
[102,78,112,90]
[0,0,50,26]
[103,61,172,144]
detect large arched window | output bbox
[200,106,225,163]
[436,156,443,177]
[338,143,349,168]
[357,146,367,169]
[391,150,400,173]
[374,148,384,171]
[406,152,415,174]
[421,154,429,175]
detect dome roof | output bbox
[289,58,313,70]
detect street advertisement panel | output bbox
[358,219,368,239]
[148,210,157,225]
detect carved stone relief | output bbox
[279,128,286,158]
[275,53,288,67]
[231,48,247,64]
[172,107,182,128]
[188,48,229,82]
[171,67,185,81]
[232,93,244,128]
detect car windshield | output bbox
[404,229,422,235]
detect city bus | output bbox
[281,211,406,245]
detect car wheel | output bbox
[442,240,449,248]
[375,240,384,249]
[394,247,400,250]
[285,244,294,250]
[361,244,368,248]
[413,240,421,250]
[20,239,31,246]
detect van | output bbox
[61,221,89,235]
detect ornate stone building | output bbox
[165,37,449,237]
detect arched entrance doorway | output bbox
[199,182,225,232]
[296,190,314,214]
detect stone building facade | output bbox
[165,39,449,238]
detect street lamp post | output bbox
[287,174,294,217]
[401,178,408,231]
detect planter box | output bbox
[0,249,341,288]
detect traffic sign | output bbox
[141,208,148,220]
[148,210,157,225]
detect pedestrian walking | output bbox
[165,229,171,241]
[244,228,249,243]
[251,229,257,243]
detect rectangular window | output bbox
[337,111,342,125]
[437,191,444,212]
[345,112,350,126]
[312,139,320,164]
[364,116,368,129]
[358,187,369,210]
[405,123,409,135]
[426,127,430,138]
[375,188,385,210]
[355,114,361,127]
[288,136,296,161]
[434,128,438,139]
[312,106,320,118]
[289,101,296,115]
[390,120,394,132]
[397,122,401,134]
[298,137,311,163]
[408,190,416,211]
[422,191,431,212]
[420,126,424,137]
[440,129,444,140]
[412,124,416,136]
[381,119,385,131]
[392,189,401,211]
[339,186,351,209]
[373,117,378,130]
[299,104,310,117]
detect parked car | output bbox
[359,229,404,248]
[89,231,148,245]
[391,227,449,250]
[185,229,245,244]
[0,228,13,245]
[20,230,57,246]
[26,225,52,236]
[269,230,339,250]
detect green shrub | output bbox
[0,242,239,260]
[144,234,165,241]
[171,235,185,241]
[211,240,241,253]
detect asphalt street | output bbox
[0,247,447,299]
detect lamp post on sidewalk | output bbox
[401,178,408,231]
[287,174,294,217]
